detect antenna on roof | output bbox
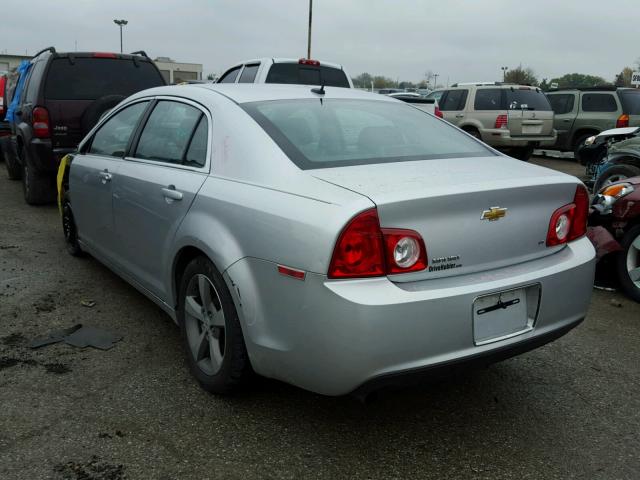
[311,81,325,95]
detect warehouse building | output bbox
[154,57,203,84]
[0,53,32,74]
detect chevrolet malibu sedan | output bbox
[60,84,595,396]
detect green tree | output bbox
[504,65,538,86]
[206,73,216,81]
[352,72,374,89]
[372,75,396,89]
[614,67,634,87]
[549,73,608,89]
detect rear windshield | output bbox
[619,90,640,115]
[505,89,551,111]
[44,57,164,100]
[242,99,493,170]
[265,64,350,88]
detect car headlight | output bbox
[593,182,635,211]
[584,135,597,146]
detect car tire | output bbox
[511,146,534,161]
[616,224,640,303]
[177,256,251,394]
[463,127,481,140]
[62,192,83,257]
[593,164,640,193]
[573,133,596,162]
[21,145,55,205]
[1,137,22,180]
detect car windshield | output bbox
[242,98,493,169]
[620,90,640,115]
[505,89,551,111]
[44,57,164,100]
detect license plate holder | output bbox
[522,124,542,135]
[473,285,539,345]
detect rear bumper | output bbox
[27,139,74,174]
[225,237,595,396]
[481,129,557,148]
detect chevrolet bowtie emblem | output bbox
[481,207,508,221]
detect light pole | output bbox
[432,73,439,89]
[307,0,313,59]
[113,19,128,53]
[501,66,508,82]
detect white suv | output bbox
[217,58,353,88]
[437,82,557,160]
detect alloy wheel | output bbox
[627,233,640,289]
[603,174,627,187]
[183,274,226,375]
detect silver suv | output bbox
[438,82,556,160]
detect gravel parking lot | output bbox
[1,156,639,480]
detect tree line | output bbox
[353,62,640,91]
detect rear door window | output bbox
[581,93,617,112]
[505,89,551,111]
[218,67,241,83]
[238,64,260,83]
[439,90,468,111]
[474,89,503,110]
[547,94,575,114]
[619,91,640,115]
[184,116,208,167]
[134,101,203,165]
[265,63,349,87]
[44,58,164,100]
[88,101,149,157]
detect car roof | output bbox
[130,83,397,105]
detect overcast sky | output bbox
[2,0,638,84]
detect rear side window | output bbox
[135,101,203,164]
[89,101,148,157]
[184,116,208,167]
[265,63,349,87]
[218,67,241,83]
[547,94,575,114]
[238,64,259,83]
[439,90,468,111]
[474,89,503,110]
[44,58,164,100]
[581,93,617,112]
[505,89,551,111]
[619,91,640,115]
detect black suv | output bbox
[8,47,166,204]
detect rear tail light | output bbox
[434,105,443,118]
[93,52,118,58]
[298,58,320,66]
[616,114,630,128]
[546,185,589,246]
[328,209,427,278]
[32,107,51,138]
[495,114,508,129]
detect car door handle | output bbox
[455,113,464,118]
[562,119,571,122]
[162,185,183,201]
[98,170,112,184]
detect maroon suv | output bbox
[9,47,166,204]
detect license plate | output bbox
[473,288,532,345]
[522,125,542,135]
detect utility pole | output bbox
[113,19,128,53]
[307,0,313,59]
[433,73,439,88]
[501,66,508,82]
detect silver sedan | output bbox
[61,84,595,396]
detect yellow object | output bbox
[56,154,71,215]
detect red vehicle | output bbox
[588,177,640,301]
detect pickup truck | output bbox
[391,95,442,117]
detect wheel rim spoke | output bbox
[185,295,204,322]
[210,337,223,369]
[629,267,640,283]
[210,309,225,327]
[198,275,213,311]
[632,236,640,251]
[194,329,209,361]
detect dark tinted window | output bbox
[242,99,492,170]
[24,60,46,103]
[581,93,617,112]
[44,58,163,100]
[218,67,241,83]
[89,101,148,157]
[439,89,468,111]
[547,94,575,114]
[185,116,208,167]
[505,89,551,111]
[474,89,503,110]
[135,101,202,164]
[619,90,640,115]
[238,64,259,83]
[265,63,349,87]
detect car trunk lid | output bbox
[312,156,580,281]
